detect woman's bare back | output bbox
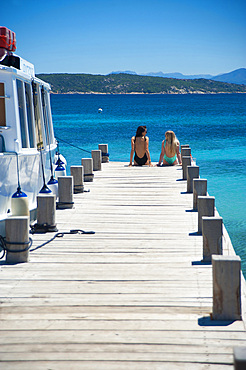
[133,136,147,158]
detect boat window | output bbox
[16,79,28,148]
[0,83,6,126]
[41,87,54,147]
[32,82,44,149]
[24,83,35,148]
[45,90,55,144]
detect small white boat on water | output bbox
[0,27,66,236]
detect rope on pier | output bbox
[56,137,110,158]
[0,235,33,260]
[29,229,95,252]
[0,229,95,259]
[56,136,91,154]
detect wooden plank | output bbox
[0,361,233,370]
[0,319,245,332]
[0,161,245,369]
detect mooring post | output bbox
[187,165,199,193]
[70,165,84,193]
[98,144,109,163]
[202,216,223,262]
[181,147,191,158]
[57,176,74,209]
[197,195,215,234]
[193,179,207,211]
[91,150,102,171]
[181,144,190,157]
[5,216,29,263]
[234,347,246,370]
[212,255,241,321]
[81,158,94,182]
[182,156,191,180]
[37,194,57,232]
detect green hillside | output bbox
[36,73,246,94]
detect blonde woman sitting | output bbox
[157,130,182,166]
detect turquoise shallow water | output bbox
[50,94,246,275]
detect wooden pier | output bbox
[0,162,246,369]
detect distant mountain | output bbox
[111,70,138,75]
[211,68,246,85]
[143,72,213,79]
[37,72,246,94]
[110,68,246,84]
[111,70,213,79]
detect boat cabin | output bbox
[0,28,59,231]
[0,55,55,153]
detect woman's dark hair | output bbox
[135,125,147,138]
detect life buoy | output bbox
[0,27,16,52]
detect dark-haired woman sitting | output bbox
[129,125,152,166]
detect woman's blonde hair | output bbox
[165,130,179,156]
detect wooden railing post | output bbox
[181,145,190,157]
[193,179,207,211]
[181,147,191,158]
[37,194,57,232]
[81,158,94,182]
[98,144,109,163]
[71,165,84,193]
[212,255,241,320]
[197,196,215,233]
[91,150,102,171]
[187,165,199,193]
[57,176,74,209]
[182,156,191,180]
[202,216,223,262]
[234,347,246,369]
[5,216,29,263]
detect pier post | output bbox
[5,216,29,263]
[57,176,74,209]
[181,147,191,158]
[197,196,215,234]
[187,166,199,193]
[212,255,241,320]
[181,144,189,155]
[81,158,94,182]
[193,179,207,211]
[70,165,84,193]
[202,216,223,262]
[182,156,191,180]
[91,150,102,171]
[36,194,57,232]
[99,144,109,163]
[234,347,246,370]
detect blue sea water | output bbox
[50,93,246,274]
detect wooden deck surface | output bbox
[0,162,246,369]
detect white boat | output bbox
[0,27,65,236]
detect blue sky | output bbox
[1,0,246,75]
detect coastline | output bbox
[38,73,246,95]
[50,91,246,95]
